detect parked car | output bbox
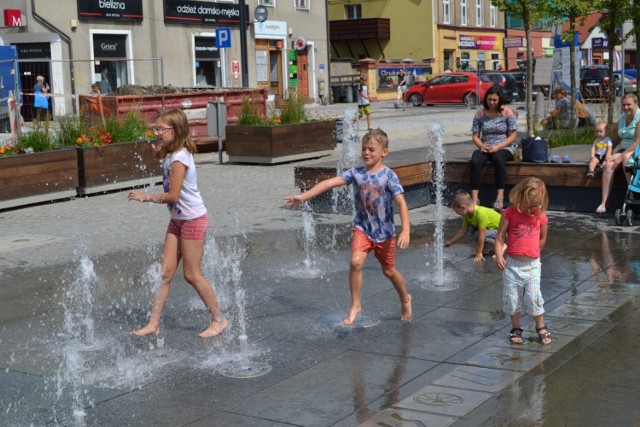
[404,72,493,107]
[613,72,638,96]
[480,71,520,103]
[580,65,610,100]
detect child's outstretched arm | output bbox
[445,226,467,247]
[494,217,508,270]
[284,176,346,208]
[394,194,410,249]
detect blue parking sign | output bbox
[215,27,232,49]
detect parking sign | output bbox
[215,27,231,49]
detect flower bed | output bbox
[225,120,336,164]
[0,148,79,210]
[75,141,162,195]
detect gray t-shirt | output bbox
[556,97,573,128]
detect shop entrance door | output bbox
[296,51,309,97]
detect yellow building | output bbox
[328,0,436,100]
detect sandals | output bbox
[509,327,524,344]
[596,204,606,214]
[493,198,503,211]
[536,325,552,345]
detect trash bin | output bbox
[345,85,354,103]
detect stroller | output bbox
[614,144,640,226]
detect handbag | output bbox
[521,137,549,163]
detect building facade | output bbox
[0,0,329,119]
[435,0,507,73]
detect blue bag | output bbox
[521,137,549,163]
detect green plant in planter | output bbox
[15,119,57,153]
[540,128,595,149]
[237,90,330,126]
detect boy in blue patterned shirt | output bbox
[285,129,412,325]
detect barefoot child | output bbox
[128,109,227,338]
[284,129,411,325]
[586,121,612,178]
[495,177,551,345]
[445,189,502,261]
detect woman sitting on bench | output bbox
[470,86,518,211]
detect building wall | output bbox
[328,0,435,62]
[435,0,506,73]
[0,0,330,117]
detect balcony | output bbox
[329,18,391,41]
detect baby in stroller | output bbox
[615,142,640,226]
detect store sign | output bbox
[15,43,51,60]
[195,37,219,60]
[77,0,143,22]
[3,9,23,27]
[164,0,247,26]
[93,34,127,58]
[503,37,524,48]
[592,37,609,50]
[294,36,307,51]
[459,35,502,50]
[254,20,287,37]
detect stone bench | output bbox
[294,143,628,213]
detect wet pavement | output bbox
[1,101,640,426]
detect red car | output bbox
[404,72,493,107]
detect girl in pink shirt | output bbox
[495,177,551,345]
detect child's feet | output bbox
[509,327,524,344]
[130,324,159,337]
[400,294,412,321]
[198,316,228,338]
[586,171,595,178]
[343,305,361,325]
[536,325,552,345]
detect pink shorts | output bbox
[352,228,396,268]
[167,213,209,240]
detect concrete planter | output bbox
[225,120,336,164]
[0,148,79,210]
[75,141,162,195]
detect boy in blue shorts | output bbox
[445,190,502,261]
[285,129,411,325]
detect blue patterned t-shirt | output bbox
[339,165,404,243]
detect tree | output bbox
[597,0,628,126]
[547,1,594,128]
[491,0,551,135]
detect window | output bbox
[491,52,500,70]
[460,0,467,26]
[258,0,275,6]
[475,0,483,26]
[477,52,485,70]
[346,4,362,19]
[295,0,310,10]
[443,0,450,24]
[459,52,470,70]
[490,5,497,27]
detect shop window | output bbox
[491,52,500,70]
[459,52,470,70]
[92,33,129,94]
[477,52,486,70]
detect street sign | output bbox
[215,27,231,49]
[255,5,268,23]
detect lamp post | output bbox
[239,0,249,87]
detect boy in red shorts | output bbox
[285,129,411,325]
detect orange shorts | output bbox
[351,228,396,268]
[167,213,209,240]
